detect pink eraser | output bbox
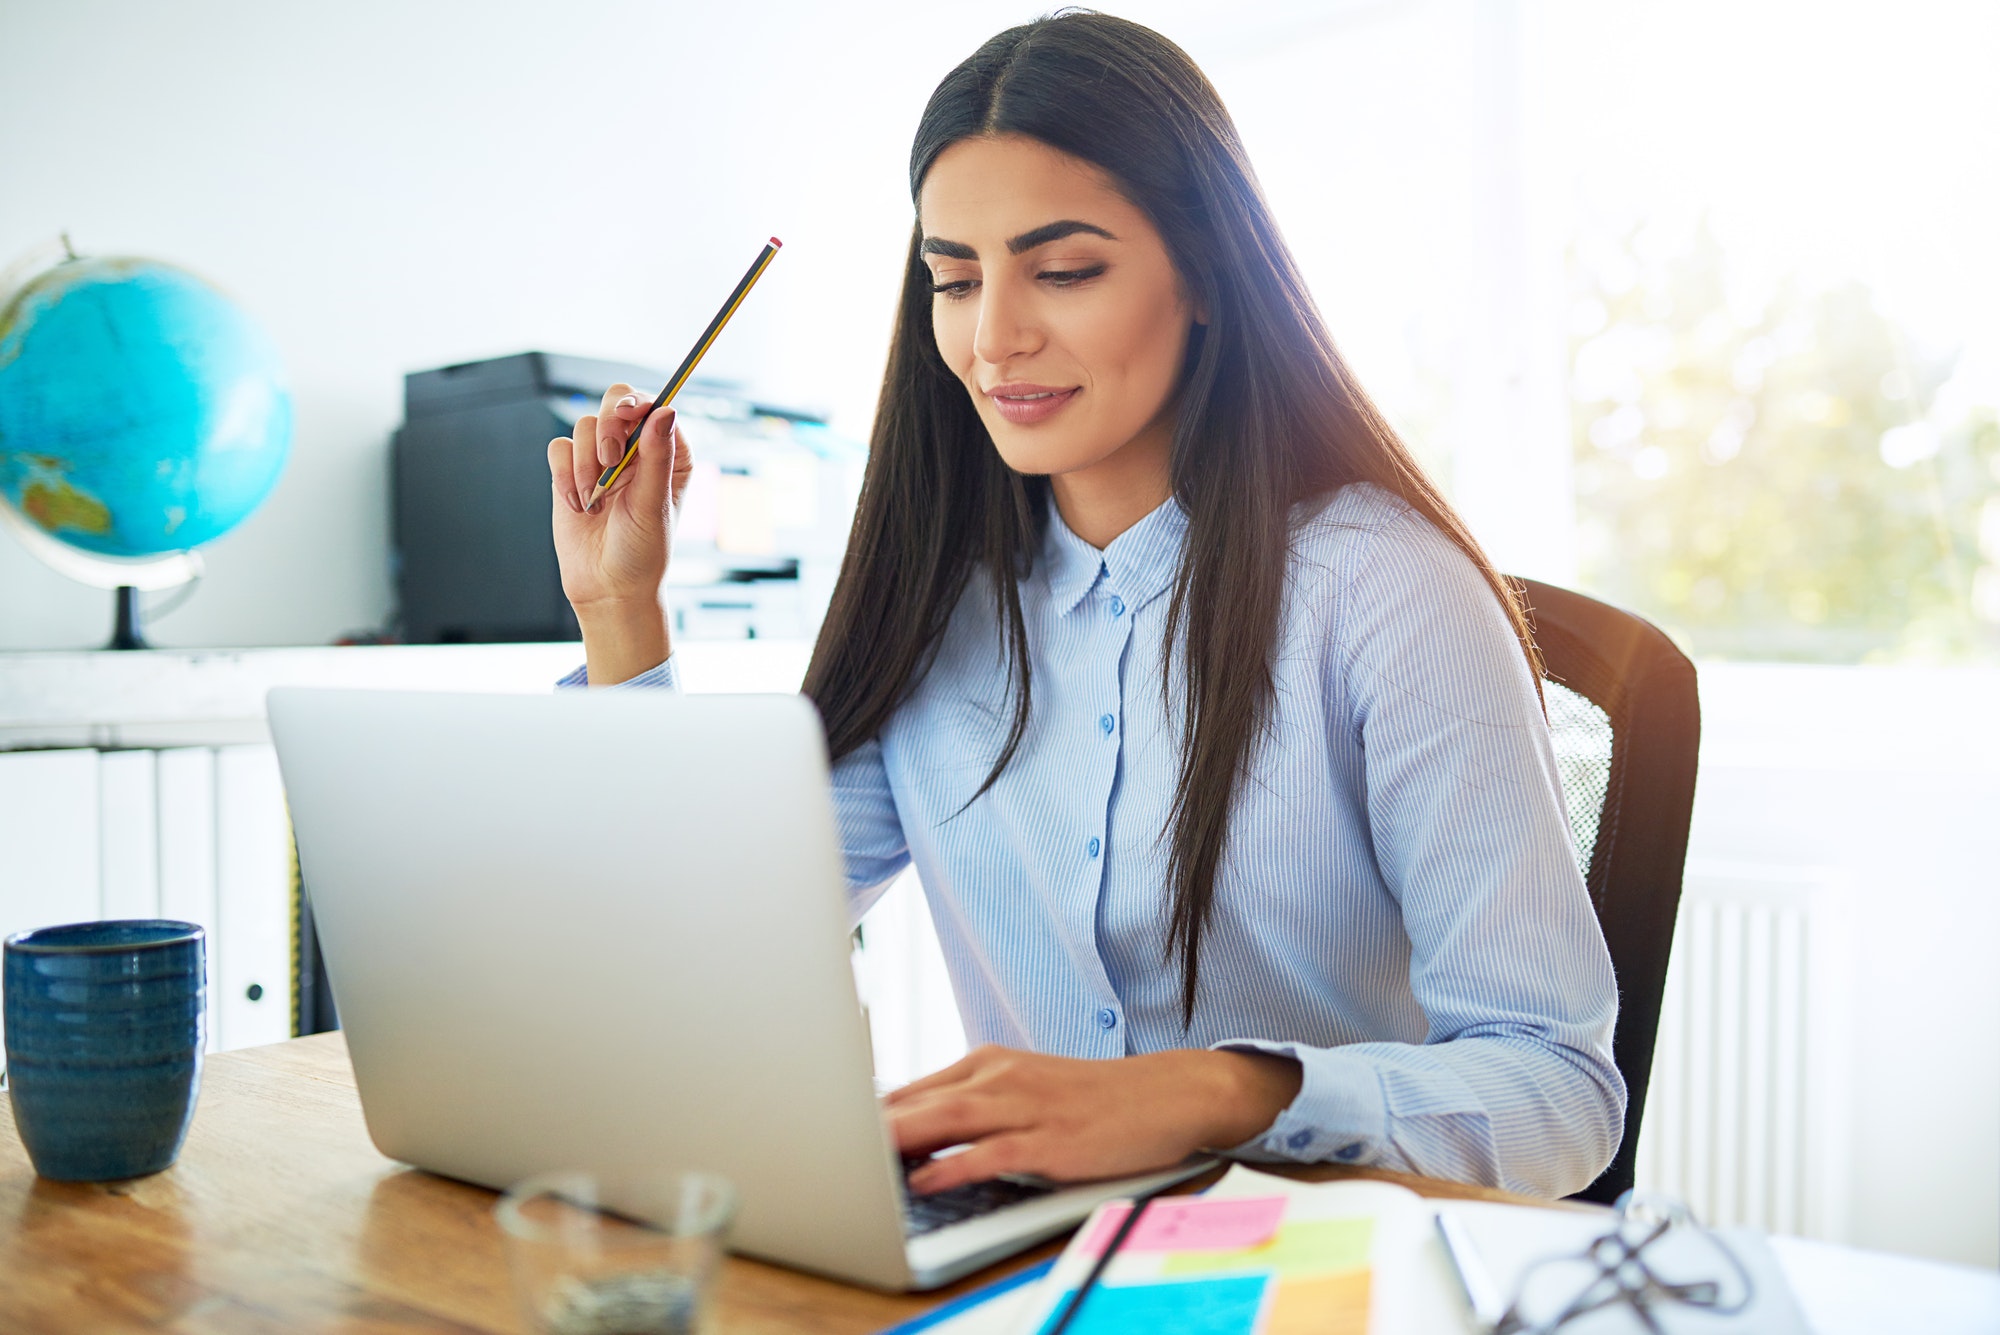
[769,236,783,248]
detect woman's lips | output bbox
[988,385,1081,426]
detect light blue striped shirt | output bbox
[566,482,1623,1196]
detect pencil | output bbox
[1046,1182,1175,1335]
[584,236,783,512]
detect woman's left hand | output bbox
[885,1045,1303,1194]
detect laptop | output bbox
[266,687,1208,1291]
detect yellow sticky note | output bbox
[1160,1218,1374,1280]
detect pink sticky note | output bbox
[1077,1195,1287,1256]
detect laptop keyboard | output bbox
[901,1155,1057,1237]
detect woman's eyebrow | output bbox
[919,219,1119,260]
[1006,219,1117,254]
[920,237,979,260]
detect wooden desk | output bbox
[0,1034,1569,1333]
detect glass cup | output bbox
[495,1170,736,1335]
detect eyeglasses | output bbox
[1491,1191,1755,1335]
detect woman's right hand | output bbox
[548,383,693,683]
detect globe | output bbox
[0,255,292,572]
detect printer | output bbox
[391,351,862,644]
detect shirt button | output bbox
[1087,836,1101,858]
[1109,595,1126,617]
[1286,1129,1313,1151]
[1335,1142,1363,1161]
[1098,713,1115,736]
[1096,1007,1118,1029]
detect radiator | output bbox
[1632,860,1853,1242]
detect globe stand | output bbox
[110,585,148,650]
[0,501,203,651]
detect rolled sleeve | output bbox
[555,658,681,691]
[1207,1031,1621,1197]
[1211,1039,1388,1165]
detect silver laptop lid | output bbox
[267,687,914,1289]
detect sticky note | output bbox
[1078,1196,1287,1256]
[1033,1276,1270,1335]
[1163,1217,1375,1280]
[1262,1271,1373,1335]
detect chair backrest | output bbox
[1512,578,1700,1205]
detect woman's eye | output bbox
[1040,265,1107,287]
[929,278,977,299]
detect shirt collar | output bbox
[1041,493,1190,618]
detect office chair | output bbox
[1513,578,1700,1206]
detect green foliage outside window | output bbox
[1569,218,2000,663]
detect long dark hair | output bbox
[804,11,1540,1026]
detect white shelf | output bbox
[0,639,813,749]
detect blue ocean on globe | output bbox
[0,257,291,559]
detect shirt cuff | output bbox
[1209,1038,1389,1167]
[554,656,681,691]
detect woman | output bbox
[549,12,1622,1199]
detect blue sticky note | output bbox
[1034,1275,1270,1334]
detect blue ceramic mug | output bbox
[3,920,206,1181]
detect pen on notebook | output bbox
[1045,1181,1176,1335]
[583,236,783,512]
[1434,1206,1506,1333]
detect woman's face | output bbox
[917,134,1200,484]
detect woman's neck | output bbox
[1048,408,1175,549]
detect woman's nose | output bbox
[971,283,1041,366]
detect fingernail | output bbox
[616,393,639,408]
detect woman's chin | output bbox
[986,428,1115,480]
[993,448,1085,479]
